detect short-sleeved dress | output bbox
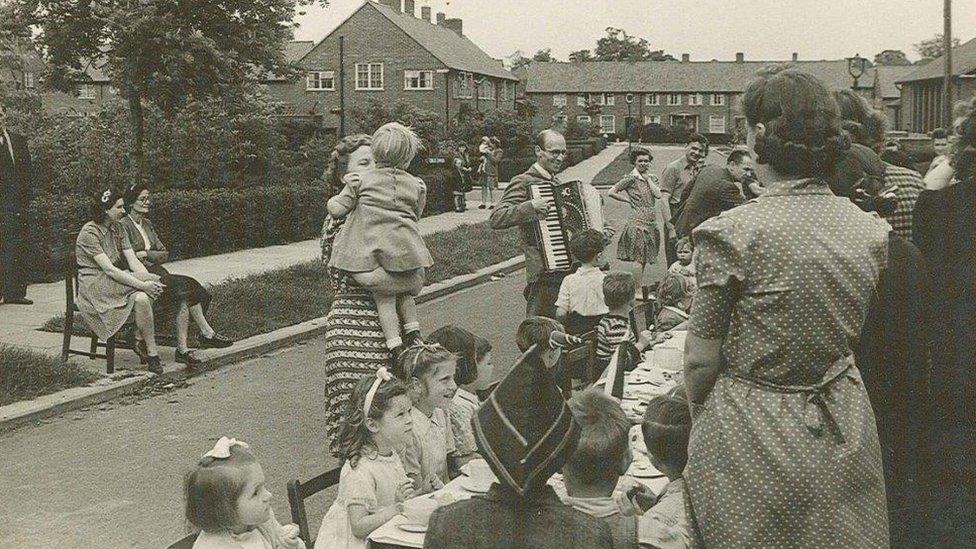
[685,179,891,548]
[613,170,665,264]
[315,453,410,549]
[74,221,157,340]
[398,407,455,485]
[449,389,480,457]
[328,168,433,274]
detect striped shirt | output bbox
[596,314,635,366]
[880,164,924,242]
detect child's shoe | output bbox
[404,330,424,347]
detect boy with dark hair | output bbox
[595,272,654,371]
[555,229,609,334]
[637,395,692,548]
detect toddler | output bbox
[395,343,459,490]
[317,369,415,548]
[427,325,493,467]
[556,229,609,335]
[667,237,697,297]
[655,274,693,332]
[184,437,305,549]
[596,272,655,372]
[327,123,433,358]
[637,395,693,549]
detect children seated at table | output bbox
[655,274,693,332]
[423,346,615,548]
[556,229,609,335]
[562,388,657,549]
[317,370,415,549]
[427,325,493,467]
[596,272,656,372]
[393,344,459,491]
[637,394,692,549]
[667,237,696,296]
[184,437,305,549]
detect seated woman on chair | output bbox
[75,188,165,373]
[120,184,232,367]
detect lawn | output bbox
[588,146,632,188]
[0,345,100,407]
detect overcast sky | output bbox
[294,0,976,64]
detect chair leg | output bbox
[89,335,98,359]
[61,310,74,362]
[106,336,115,374]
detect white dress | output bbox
[314,453,409,549]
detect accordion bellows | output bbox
[472,345,580,496]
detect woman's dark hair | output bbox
[954,96,976,185]
[323,134,372,198]
[743,66,850,179]
[833,89,887,150]
[427,326,487,386]
[333,374,410,468]
[123,183,150,213]
[89,187,121,223]
[630,147,652,164]
[830,144,897,215]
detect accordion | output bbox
[528,180,603,272]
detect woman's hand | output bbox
[141,280,165,300]
[136,250,148,259]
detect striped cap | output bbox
[472,345,580,497]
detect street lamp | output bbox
[626,93,635,152]
[847,54,867,90]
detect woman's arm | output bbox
[93,253,153,290]
[347,503,401,540]
[123,248,149,274]
[145,222,169,264]
[923,160,954,190]
[683,333,724,417]
[607,177,632,204]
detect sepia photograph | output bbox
[0,0,974,547]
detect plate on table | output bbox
[629,460,664,479]
[461,476,492,494]
[397,522,428,533]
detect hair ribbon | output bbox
[363,367,394,416]
[204,436,249,459]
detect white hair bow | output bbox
[363,367,394,415]
[204,436,249,459]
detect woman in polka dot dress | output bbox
[683,67,890,548]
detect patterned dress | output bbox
[685,179,891,548]
[321,215,391,456]
[613,170,663,264]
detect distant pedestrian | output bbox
[0,103,33,305]
[452,142,474,212]
[477,136,501,209]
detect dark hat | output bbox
[472,345,580,497]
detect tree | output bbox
[351,98,442,155]
[568,49,593,63]
[532,48,556,63]
[914,34,960,61]
[506,50,533,71]
[874,49,911,66]
[21,0,327,183]
[593,27,674,62]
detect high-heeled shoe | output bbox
[129,334,149,365]
[146,355,164,375]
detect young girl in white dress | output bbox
[184,437,305,549]
[316,369,416,549]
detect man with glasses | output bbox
[0,103,33,306]
[675,149,754,239]
[490,129,607,318]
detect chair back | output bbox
[165,532,197,549]
[64,256,79,311]
[287,466,342,548]
[561,330,598,386]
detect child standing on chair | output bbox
[328,123,433,358]
[317,370,416,549]
[555,229,609,335]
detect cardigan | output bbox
[119,215,169,267]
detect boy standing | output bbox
[556,229,609,335]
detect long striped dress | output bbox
[322,215,391,456]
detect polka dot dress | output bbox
[685,179,891,548]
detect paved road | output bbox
[0,144,704,548]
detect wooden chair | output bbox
[560,330,599,389]
[165,532,197,549]
[60,258,133,374]
[287,466,342,548]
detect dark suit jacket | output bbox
[675,165,744,238]
[0,130,32,212]
[489,165,554,284]
[423,484,614,549]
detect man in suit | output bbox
[675,149,754,239]
[0,103,33,305]
[490,129,608,318]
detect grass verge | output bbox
[588,147,632,188]
[0,345,101,407]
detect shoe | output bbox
[199,332,233,349]
[175,349,202,368]
[131,337,149,365]
[404,330,424,347]
[390,345,406,371]
[3,297,33,305]
[146,355,164,375]
[478,204,486,209]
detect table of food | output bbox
[366,332,686,548]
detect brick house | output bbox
[275,0,517,136]
[520,54,877,140]
[0,42,115,115]
[870,65,918,131]
[896,35,976,133]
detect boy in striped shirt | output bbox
[596,271,655,372]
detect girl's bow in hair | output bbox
[204,436,249,459]
[363,367,394,415]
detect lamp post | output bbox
[847,54,867,90]
[626,93,634,153]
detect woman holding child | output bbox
[682,67,890,547]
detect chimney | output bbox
[735,52,744,63]
[403,0,414,16]
[436,12,446,25]
[792,52,798,62]
[681,53,690,63]
[444,17,463,36]
[421,5,431,21]
[377,0,399,11]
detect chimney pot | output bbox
[403,0,414,16]
[436,12,446,25]
[444,17,463,36]
[681,53,690,63]
[421,5,431,21]
[792,52,798,61]
[735,52,744,63]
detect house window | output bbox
[588,93,604,106]
[605,93,615,106]
[577,115,591,124]
[23,72,35,89]
[478,79,495,100]
[79,83,96,99]
[306,71,335,91]
[404,70,434,90]
[688,93,703,106]
[667,93,681,106]
[645,93,659,106]
[553,94,567,107]
[709,115,727,134]
[499,81,511,101]
[553,114,568,124]
[711,93,725,106]
[577,94,586,106]
[600,114,615,134]
[454,72,474,99]
[355,63,384,90]
[644,115,661,125]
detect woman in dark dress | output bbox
[320,134,393,456]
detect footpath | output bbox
[0,143,627,429]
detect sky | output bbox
[293,0,976,64]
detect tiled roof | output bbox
[897,35,976,83]
[870,65,916,99]
[522,59,872,94]
[286,41,315,63]
[310,1,516,81]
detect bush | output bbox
[451,106,535,157]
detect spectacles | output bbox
[544,149,567,157]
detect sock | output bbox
[403,322,420,334]
[386,337,403,350]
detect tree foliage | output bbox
[568,49,593,63]
[350,98,443,156]
[451,104,534,156]
[593,27,674,62]
[873,49,911,66]
[913,34,960,61]
[532,48,556,62]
